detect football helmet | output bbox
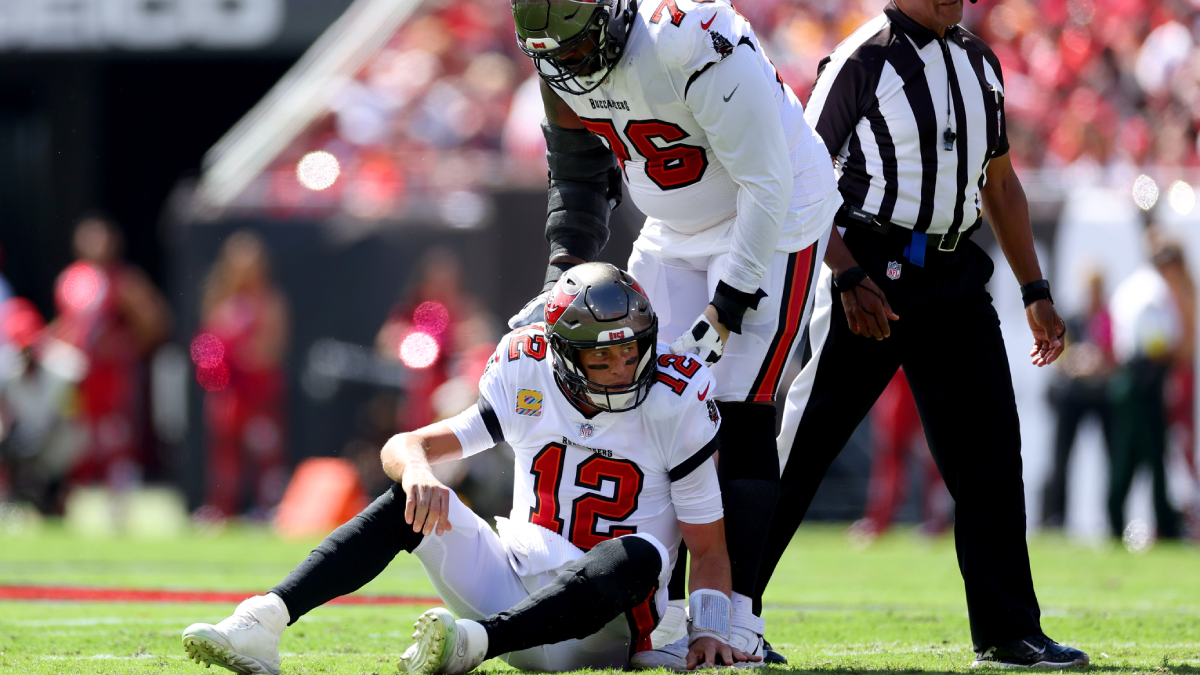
[511,0,637,95]
[544,263,657,412]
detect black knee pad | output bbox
[716,403,780,482]
[572,536,662,613]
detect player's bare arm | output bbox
[824,226,899,340]
[380,424,464,536]
[679,518,760,669]
[980,152,1065,367]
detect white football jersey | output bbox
[447,324,723,580]
[548,0,837,285]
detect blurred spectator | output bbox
[51,216,170,493]
[1155,238,1199,537]
[849,369,951,543]
[0,299,87,513]
[195,231,290,519]
[373,248,497,494]
[1106,237,1186,539]
[375,248,495,432]
[1042,267,1116,529]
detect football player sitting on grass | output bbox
[181,263,759,674]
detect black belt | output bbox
[835,204,980,253]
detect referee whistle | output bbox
[943,127,956,151]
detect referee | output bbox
[753,0,1089,667]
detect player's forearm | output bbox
[688,544,733,597]
[681,519,733,596]
[380,433,430,484]
[380,426,464,484]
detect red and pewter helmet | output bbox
[511,0,637,96]
[544,262,657,412]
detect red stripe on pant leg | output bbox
[629,588,659,654]
[750,244,817,401]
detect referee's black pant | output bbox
[755,225,1043,650]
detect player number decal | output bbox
[625,120,708,190]
[527,443,645,550]
[579,118,708,191]
[654,353,699,396]
[508,331,548,361]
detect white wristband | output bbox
[686,589,731,645]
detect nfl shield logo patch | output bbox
[578,422,595,439]
[886,261,902,280]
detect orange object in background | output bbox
[273,458,368,539]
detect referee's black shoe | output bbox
[762,640,787,665]
[973,634,1089,668]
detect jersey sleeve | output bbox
[442,403,500,458]
[670,455,723,524]
[655,3,791,295]
[474,334,518,445]
[664,362,721,480]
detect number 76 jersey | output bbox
[464,324,724,576]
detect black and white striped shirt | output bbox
[804,2,1008,239]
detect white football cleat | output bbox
[631,635,690,671]
[728,609,767,669]
[398,607,489,675]
[182,594,288,675]
[650,600,688,649]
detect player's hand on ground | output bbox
[508,291,549,329]
[841,277,899,340]
[1026,298,1066,367]
[402,468,453,536]
[669,308,727,366]
[685,636,759,669]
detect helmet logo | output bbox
[526,36,560,51]
[545,281,581,325]
[600,327,632,342]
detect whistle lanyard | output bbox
[939,38,956,152]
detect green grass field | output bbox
[0,523,1197,675]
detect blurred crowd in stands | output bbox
[253,0,1200,218]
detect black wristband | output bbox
[543,262,577,292]
[833,267,868,294]
[711,281,768,335]
[1021,279,1053,307]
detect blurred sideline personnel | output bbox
[182,264,757,674]
[849,369,950,542]
[1041,267,1114,530]
[1155,238,1199,539]
[376,248,497,434]
[0,298,87,513]
[370,248,500,503]
[753,0,1089,667]
[507,0,842,662]
[195,231,289,520]
[1106,238,1186,540]
[51,216,170,492]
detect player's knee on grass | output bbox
[271,483,423,624]
[479,535,664,658]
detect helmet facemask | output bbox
[514,0,636,96]
[550,322,658,412]
[544,262,658,413]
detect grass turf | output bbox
[0,523,1196,674]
